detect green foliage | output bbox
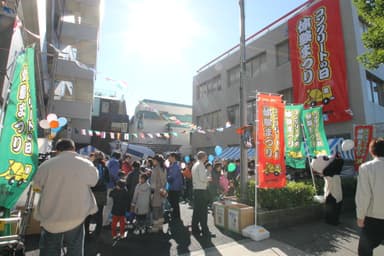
[245,176,357,211]
[353,0,384,69]
[247,180,316,210]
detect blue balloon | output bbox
[208,154,214,163]
[184,155,190,163]
[58,117,67,127]
[51,127,62,133]
[215,145,223,156]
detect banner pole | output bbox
[254,96,259,226]
[301,123,318,195]
[241,92,269,241]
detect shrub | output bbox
[244,175,357,211]
[247,180,316,210]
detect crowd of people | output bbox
[31,137,384,256]
[32,138,242,256]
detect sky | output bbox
[95,0,308,117]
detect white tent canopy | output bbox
[109,141,155,159]
[78,145,100,156]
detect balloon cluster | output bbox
[39,113,68,139]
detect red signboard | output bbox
[288,0,352,123]
[257,94,286,189]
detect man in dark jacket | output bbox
[85,151,109,239]
[126,161,141,213]
[166,153,183,220]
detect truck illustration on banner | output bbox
[0,160,33,186]
[304,85,335,107]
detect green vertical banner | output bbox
[0,48,38,209]
[301,106,330,157]
[284,105,306,168]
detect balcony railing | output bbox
[55,57,95,81]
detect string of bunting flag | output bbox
[72,120,233,141]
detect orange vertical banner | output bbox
[257,94,286,189]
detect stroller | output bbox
[0,185,36,256]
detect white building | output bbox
[130,99,192,156]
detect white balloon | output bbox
[39,119,51,129]
[342,139,355,151]
[47,113,58,122]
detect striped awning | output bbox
[328,137,354,160]
[216,138,354,161]
[216,146,256,160]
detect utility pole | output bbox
[239,0,248,203]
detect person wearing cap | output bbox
[191,151,214,238]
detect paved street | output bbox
[24,204,384,256]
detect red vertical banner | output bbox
[257,94,286,189]
[288,0,352,123]
[354,125,374,170]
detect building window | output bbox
[196,110,222,129]
[247,52,267,77]
[196,115,202,128]
[101,101,110,113]
[276,40,289,66]
[228,65,240,87]
[211,110,221,129]
[366,72,384,106]
[278,88,293,103]
[227,104,239,125]
[196,76,221,100]
[92,98,101,117]
[247,100,256,125]
[137,112,144,129]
